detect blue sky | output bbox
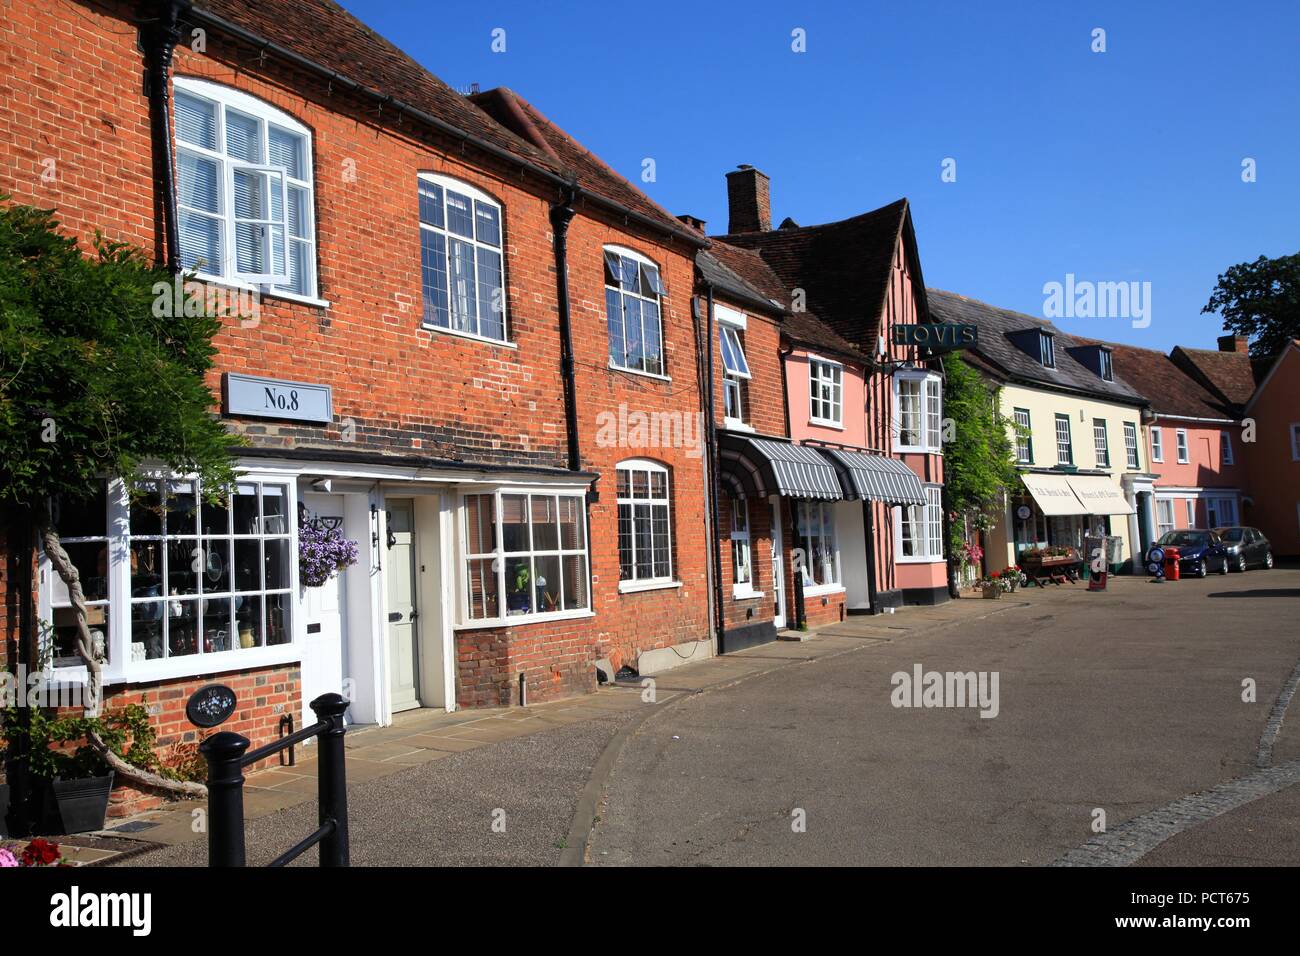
[339,0,1299,351]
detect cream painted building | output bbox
[928,290,1153,573]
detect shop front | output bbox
[1003,470,1138,573]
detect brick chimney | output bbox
[676,213,707,233]
[1217,334,1249,353]
[725,164,771,234]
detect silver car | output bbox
[1212,526,1275,572]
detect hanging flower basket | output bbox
[298,520,360,588]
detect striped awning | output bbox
[718,433,842,500]
[820,448,927,505]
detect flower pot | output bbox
[981,585,1002,599]
[50,772,114,834]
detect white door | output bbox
[770,497,786,629]
[386,499,420,712]
[301,493,350,725]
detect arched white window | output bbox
[604,246,666,376]
[418,173,507,342]
[616,459,673,583]
[172,77,316,298]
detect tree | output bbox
[0,199,241,796]
[1202,252,1300,359]
[940,354,1019,584]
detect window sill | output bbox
[618,579,682,594]
[895,554,946,565]
[801,583,845,598]
[608,363,671,383]
[421,323,518,349]
[70,642,304,687]
[809,418,844,430]
[188,271,330,310]
[724,419,753,433]
[895,444,942,455]
[732,587,764,600]
[456,608,595,630]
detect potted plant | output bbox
[298,518,360,588]
[979,571,1003,599]
[0,838,69,867]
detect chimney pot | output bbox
[725,164,771,234]
[1217,334,1249,353]
[676,213,706,233]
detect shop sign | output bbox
[224,373,333,423]
[892,323,977,351]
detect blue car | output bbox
[1155,529,1230,578]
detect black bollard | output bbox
[310,693,350,867]
[201,731,250,867]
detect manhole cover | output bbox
[109,821,159,833]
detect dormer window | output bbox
[1039,332,1055,368]
[1099,348,1114,382]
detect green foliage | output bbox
[941,354,1019,552]
[1202,252,1300,359]
[0,704,204,782]
[0,198,240,514]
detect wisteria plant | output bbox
[298,520,360,588]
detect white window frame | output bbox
[897,484,944,562]
[1186,498,1196,527]
[40,474,302,686]
[1151,426,1164,463]
[605,245,667,378]
[417,172,509,344]
[172,77,318,302]
[808,357,844,428]
[458,487,591,627]
[1013,407,1033,463]
[1219,431,1234,466]
[1055,414,1073,465]
[616,459,676,589]
[1093,418,1110,469]
[1175,428,1190,464]
[1040,332,1056,368]
[795,500,841,592]
[1099,349,1113,382]
[718,308,751,429]
[894,370,942,453]
[730,497,756,597]
[1155,498,1176,538]
[1124,422,1140,470]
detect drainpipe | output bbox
[144,0,188,273]
[701,283,726,653]
[549,187,581,473]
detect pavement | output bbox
[101,566,1300,866]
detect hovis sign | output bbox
[892,323,977,351]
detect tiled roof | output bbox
[927,289,1146,406]
[697,249,783,317]
[714,198,913,350]
[190,1,695,243]
[1074,338,1236,420]
[1169,346,1264,410]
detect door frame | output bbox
[770,496,786,629]
[383,497,421,713]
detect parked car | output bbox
[1154,529,1230,577]
[1212,526,1274,572]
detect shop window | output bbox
[898,485,944,561]
[461,490,589,622]
[418,173,507,341]
[605,247,666,376]
[809,358,843,427]
[731,497,753,594]
[43,485,111,667]
[795,500,839,588]
[173,77,316,297]
[616,460,673,584]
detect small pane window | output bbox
[419,175,508,342]
[606,248,666,375]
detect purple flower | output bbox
[298,522,360,587]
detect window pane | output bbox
[533,554,560,612]
[200,538,231,593]
[284,239,310,295]
[234,539,260,591]
[562,555,588,609]
[505,554,533,615]
[632,469,649,499]
[202,597,233,653]
[225,110,261,162]
[616,467,630,498]
[623,296,643,370]
[617,503,633,580]
[174,91,217,149]
[466,558,499,619]
[264,538,291,589]
[165,540,200,597]
[642,299,662,375]
[58,542,108,601]
[465,494,496,554]
[165,481,198,536]
[448,238,478,332]
[651,504,670,577]
[266,592,291,646]
[501,494,528,552]
[235,593,262,648]
[634,503,653,577]
[445,189,474,238]
[619,256,639,291]
[420,228,449,328]
[559,497,583,550]
[55,486,107,539]
[650,469,667,499]
[474,200,501,246]
[233,483,258,535]
[178,152,220,212]
[418,180,444,227]
[531,496,559,551]
[476,246,504,340]
[286,186,308,240]
[178,210,223,274]
[169,599,200,657]
[606,288,625,366]
[133,603,165,660]
[262,485,289,534]
[267,126,303,179]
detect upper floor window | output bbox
[1099,349,1114,382]
[605,247,665,376]
[1151,426,1164,463]
[718,308,750,426]
[418,174,506,342]
[809,358,843,427]
[1220,431,1234,465]
[1093,418,1110,468]
[1291,423,1300,461]
[616,460,673,584]
[1055,414,1073,465]
[896,371,942,453]
[1039,332,1055,368]
[173,77,316,297]
[1013,408,1033,463]
[1175,428,1190,464]
[1124,422,1140,470]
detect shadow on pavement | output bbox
[1206,588,1300,599]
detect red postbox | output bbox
[1164,546,1181,581]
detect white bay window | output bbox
[897,485,944,561]
[895,370,943,453]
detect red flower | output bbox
[21,839,62,867]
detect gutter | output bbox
[699,282,726,653]
[144,0,190,272]
[183,6,709,252]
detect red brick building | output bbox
[1,0,713,813]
